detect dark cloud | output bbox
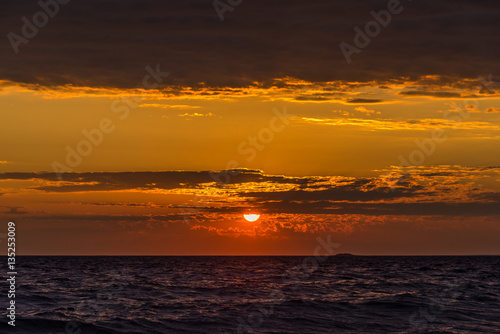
[241,181,420,203]
[0,169,308,192]
[1,0,499,88]
[485,107,500,113]
[0,206,28,214]
[29,214,185,222]
[398,91,463,98]
[0,171,218,191]
[254,200,500,216]
[295,96,332,101]
[2,168,499,217]
[345,98,384,104]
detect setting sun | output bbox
[243,214,260,222]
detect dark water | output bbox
[1,256,499,333]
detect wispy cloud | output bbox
[295,117,500,130]
[139,103,202,109]
[178,112,215,119]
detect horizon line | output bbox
[7,254,500,257]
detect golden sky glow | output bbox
[1,0,499,255]
[1,77,500,175]
[1,77,500,255]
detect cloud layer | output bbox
[1,0,499,88]
[2,166,499,217]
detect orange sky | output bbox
[1,0,499,255]
[1,78,500,255]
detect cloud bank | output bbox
[1,0,499,88]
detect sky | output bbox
[0,0,499,255]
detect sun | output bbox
[243,214,260,222]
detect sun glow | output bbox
[243,214,260,222]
